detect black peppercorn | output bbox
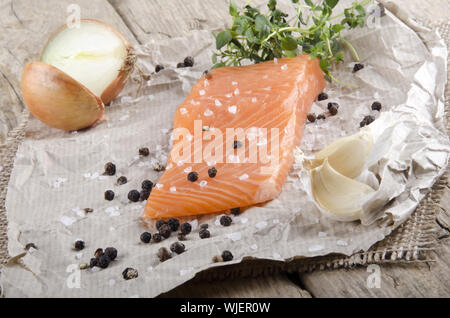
[220,215,232,227]
[222,250,233,262]
[329,105,338,116]
[94,248,104,259]
[199,229,210,239]
[142,180,154,190]
[139,147,150,156]
[74,240,85,251]
[200,224,208,230]
[177,62,185,68]
[152,233,162,243]
[84,208,94,213]
[167,218,180,231]
[184,56,194,67]
[177,232,186,241]
[307,113,316,123]
[98,255,111,269]
[371,101,382,111]
[128,189,140,202]
[140,232,152,243]
[104,247,117,261]
[187,171,199,182]
[180,222,192,235]
[353,63,364,73]
[155,65,164,73]
[203,70,212,79]
[156,220,166,230]
[170,242,186,254]
[360,115,375,128]
[116,176,127,185]
[317,92,328,101]
[208,167,217,178]
[230,207,241,216]
[104,190,115,201]
[157,247,172,262]
[139,189,151,201]
[25,243,37,250]
[90,257,98,268]
[159,224,172,238]
[104,162,116,176]
[122,267,138,280]
[317,114,326,120]
[233,140,243,149]
[327,102,339,111]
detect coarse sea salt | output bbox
[232,81,238,85]
[179,107,188,115]
[251,97,257,103]
[199,180,207,187]
[105,206,120,217]
[226,232,242,241]
[225,93,233,98]
[119,114,129,121]
[170,186,176,192]
[318,232,327,238]
[336,240,348,246]
[204,109,213,116]
[184,166,192,173]
[239,174,249,180]
[199,89,206,96]
[281,64,288,70]
[180,267,194,276]
[308,244,324,252]
[214,99,222,106]
[60,216,76,226]
[156,183,163,189]
[255,221,268,229]
[251,244,258,250]
[234,88,240,95]
[228,105,237,114]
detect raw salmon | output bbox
[144,55,326,219]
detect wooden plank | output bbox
[159,274,312,298]
[298,239,450,298]
[0,0,137,144]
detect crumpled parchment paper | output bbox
[1,2,448,297]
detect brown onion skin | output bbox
[39,18,133,105]
[21,62,104,131]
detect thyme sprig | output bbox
[212,0,372,84]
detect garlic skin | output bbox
[310,159,375,221]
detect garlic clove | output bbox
[310,159,375,221]
[312,129,373,179]
[21,62,104,131]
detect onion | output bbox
[21,19,135,131]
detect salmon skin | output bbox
[144,55,326,219]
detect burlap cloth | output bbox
[0,20,448,281]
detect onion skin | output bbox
[39,18,134,105]
[21,62,104,131]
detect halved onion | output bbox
[21,19,135,131]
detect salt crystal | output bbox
[179,107,188,115]
[225,93,233,98]
[336,240,348,246]
[184,167,192,173]
[90,267,100,273]
[105,206,120,217]
[240,217,248,224]
[166,163,173,170]
[204,79,209,87]
[226,232,242,241]
[308,244,324,252]
[234,88,240,95]
[60,216,76,226]
[228,105,237,114]
[119,114,129,121]
[177,160,184,166]
[255,221,267,229]
[72,207,85,218]
[214,99,222,107]
[239,174,249,180]
[170,186,177,192]
[199,89,206,96]
[204,109,213,116]
[189,219,198,231]
[199,180,207,187]
[251,97,257,103]
[251,244,258,250]
[232,81,238,86]
[75,252,83,260]
[263,74,269,79]
[274,58,278,64]
[281,64,288,70]
[156,183,163,189]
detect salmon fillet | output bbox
[144,55,325,219]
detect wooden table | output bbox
[0,0,448,297]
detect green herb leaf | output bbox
[281,36,298,51]
[229,0,238,17]
[216,30,232,50]
[325,0,339,9]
